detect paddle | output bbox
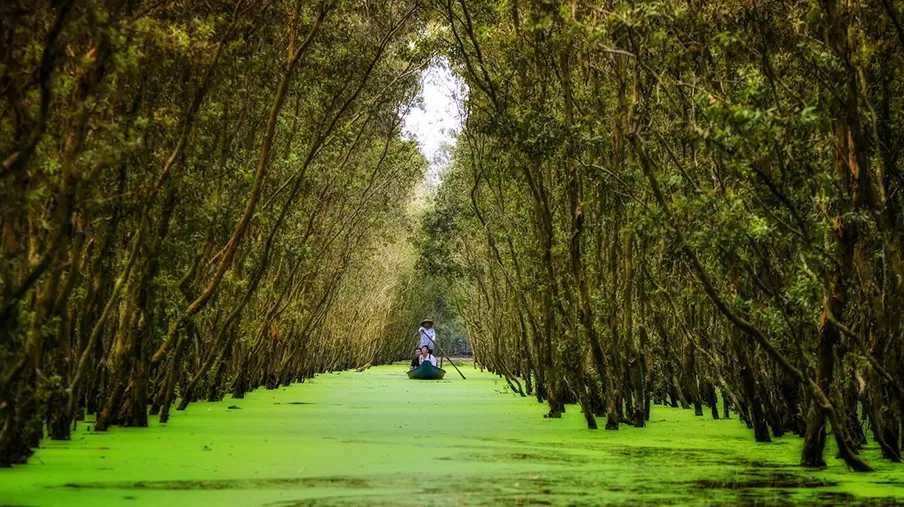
[420,329,466,380]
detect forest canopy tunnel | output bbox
[2,0,904,476]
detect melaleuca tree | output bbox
[0,0,428,465]
[428,0,904,471]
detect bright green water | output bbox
[1,364,902,506]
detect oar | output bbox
[421,331,466,380]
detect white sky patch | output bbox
[403,60,466,187]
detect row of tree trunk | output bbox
[423,0,904,472]
[0,0,427,466]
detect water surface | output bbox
[2,364,902,505]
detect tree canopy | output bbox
[422,0,904,472]
[1,0,429,465]
[2,0,904,474]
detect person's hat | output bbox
[420,318,434,327]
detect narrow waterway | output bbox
[3,364,902,506]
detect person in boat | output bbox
[413,318,439,369]
[417,345,437,367]
[417,318,436,354]
[409,347,421,370]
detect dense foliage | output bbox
[4,0,904,475]
[424,0,904,471]
[0,0,428,465]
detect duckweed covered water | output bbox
[2,364,902,506]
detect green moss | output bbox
[2,365,902,506]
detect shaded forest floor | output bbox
[2,364,903,506]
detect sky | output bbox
[402,60,466,186]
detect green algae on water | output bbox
[1,364,902,506]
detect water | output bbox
[2,364,902,505]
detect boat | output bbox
[407,362,446,380]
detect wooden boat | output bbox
[407,362,446,380]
